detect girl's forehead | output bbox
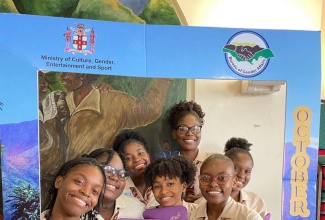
[154,175,180,181]
[202,159,232,172]
[109,154,124,168]
[178,114,200,123]
[67,164,95,172]
[125,142,146,152]
[233,152,252,161]
[95,154,109,164]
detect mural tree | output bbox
[5,180,39,220]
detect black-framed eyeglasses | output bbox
[101,165,130,181]
[198,174,232,186]
[175,125,202,134]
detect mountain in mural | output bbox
[1,120,39,215]
[2,145,39,187]
[1,120,39,184]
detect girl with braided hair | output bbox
[41,157,106,220]
[224,137,268,218]
[112,130,159,208]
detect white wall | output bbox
[189,79,286,220]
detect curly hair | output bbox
[224,137,254,164]
[167,100,205,129]
[112,130,149,157]
[145,155,196,187]
[45,157,106,220]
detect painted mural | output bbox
[0,0,183,218]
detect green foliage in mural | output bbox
[0,0,18,13]
[139,0,180,25]
[71,0,145,23]
[11,0,80,16]
[1,0,180,24]
[5,180,39,220]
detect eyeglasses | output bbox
[101,165,130,181]
[175,125,202,134]
[198,174,232,186]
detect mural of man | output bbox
[58,72,172,160]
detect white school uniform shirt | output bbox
[189,197,263,220]
[194,189,267,217]
[183,200,200,216]
[95,194,145,220]
[183,150,214,196]
[40,210,48,220]
[239,189,267,217]
[122,178,159,208]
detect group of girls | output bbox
[41,100,268,220]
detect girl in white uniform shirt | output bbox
[189,154,262,220]
[168,100,213,203]
[86,148,145,219]
[112,130,159,208]
[195,138,268,218]
[224,137,268,218]
[144,155,199,217]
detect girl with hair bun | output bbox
[224,137,268,218]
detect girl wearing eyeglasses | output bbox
[144,155,199,217]
[112,130,160,208]
[168,100,213,203]
[189,154,262,220]
[224,137,268,218]
[85,148,145,219]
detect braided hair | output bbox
[85,148,117,165]
[45,157,106,220]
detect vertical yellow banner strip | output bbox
[290,106,311,217]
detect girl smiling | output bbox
[41,157,106,220]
